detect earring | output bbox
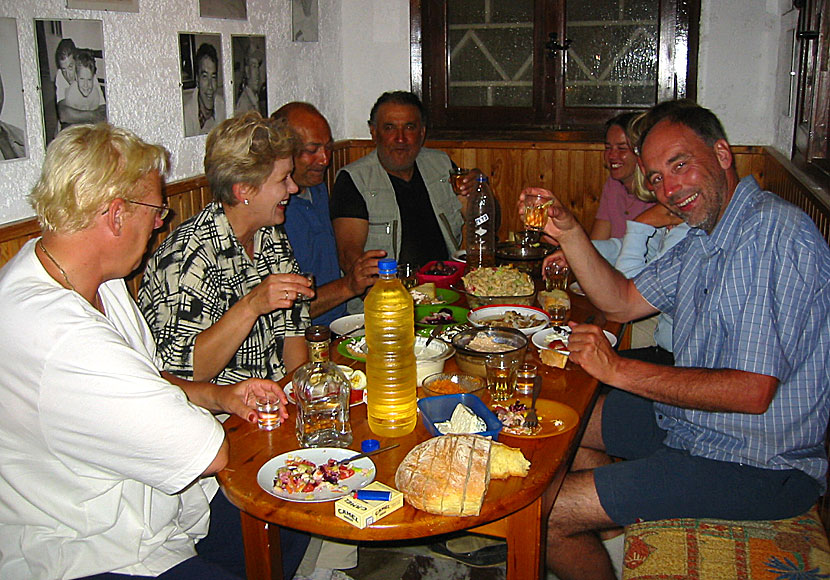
[243,199,249,205]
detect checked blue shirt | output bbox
[633,176,830,490]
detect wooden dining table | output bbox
[217,295,618,580]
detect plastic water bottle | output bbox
[465,175,496,269]
[364,258,418,437]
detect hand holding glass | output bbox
[449,167,469,195]
[256,395,282,431]
[296,272,316,302]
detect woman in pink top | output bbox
[590,113,655,240]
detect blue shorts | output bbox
[594,389,820,526]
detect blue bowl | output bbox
[417,393,503,440]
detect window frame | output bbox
[410,0,700,137]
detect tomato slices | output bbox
[273,456,357,495]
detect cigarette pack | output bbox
[334,481,403,529]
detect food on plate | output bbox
[435,403,487,435]
[345,336,367,358]
[410,282,444,305]
[338,365,367,391]
[462,266,534,297]
[423,261,456,276]
[395,434,529,516]
[273,456,361,495]
[423,377,465,395]
[467,331,515,353]
[539,289,570,311]
[418,307,458,325]
[478,310,543,329]
[492,400,550,436]
[541,348,569,368]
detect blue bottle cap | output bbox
[378,258,397,275]
[361,439,380,453]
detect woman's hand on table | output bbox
[245,273,313,314]
[565,320,619,383]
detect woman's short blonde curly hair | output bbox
[204,111,298,205]
[29,123,169,234]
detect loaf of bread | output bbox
[541,347,569,368]
[489,441,531,478]
[395,435,530,516]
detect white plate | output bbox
[468,305,550,336]
[532,327,617,350]
[569,281,584,296]
[330,314,365,336]
[257,448,376,503]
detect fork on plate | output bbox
[524,375,543,428]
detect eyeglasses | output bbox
[126,199,170,221]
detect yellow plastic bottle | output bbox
[364,258,418,437]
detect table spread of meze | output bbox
[217,294,619,580]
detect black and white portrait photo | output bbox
[180,33,225,137]
[232,35,267,117]
[35,19,107,147]
[0,18,27,161]
[292,0,319,42]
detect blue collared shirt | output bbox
[284,183,348,327]
[633,176,830,490]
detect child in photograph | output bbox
[63,50,106,116]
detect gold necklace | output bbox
[38,239,79,293]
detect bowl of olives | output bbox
[416,260,465,289]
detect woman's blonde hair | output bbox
[626,112,656,203]
[204,111,298,205]
[29,123,169,233]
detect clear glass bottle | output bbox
[364,258,418,437]
[465,174,497,270]
[293,325,353,448]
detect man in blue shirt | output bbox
[525,100,830,580]
[274,103,383,326]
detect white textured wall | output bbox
[0,0,802,225]
[0,0,343,224]
[696,0,794,151]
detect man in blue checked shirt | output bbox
[524,99,830,580]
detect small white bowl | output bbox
[414,335,455,385]
[330,313,364,336]
[532,327,618,350]
[468,305,550,336]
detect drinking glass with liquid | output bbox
[255,395,282,431]
[515,362,537,396]
[485,356,519,402]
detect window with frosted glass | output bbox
[447,0,534,108]
[565,1,658,107]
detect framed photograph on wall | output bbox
[0,18,27,161]
[35,19,107,148]
[66,0,139,12]
[231,35,267,117]
[200,0,247,21]
[292,0,318,42]
[179,32,225,137]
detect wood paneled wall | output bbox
[1,141,825,296]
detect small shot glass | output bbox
[515,362,537,396]
[485,356,519,402]
[545,262,570,292]
[295,272,316,302]
[448,167,469,195]
[398,262,419,289]
[255,395,282,431]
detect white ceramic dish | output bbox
[532,327,617,351]
[467,305,550,336]
[569,281,585,296]
[413,334,455,384]
[257,448,375,503]
[330,314,364,336]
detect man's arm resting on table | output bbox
[333,217,369,274]
[608,359,779,414]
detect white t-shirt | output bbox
[0,239,225,579]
